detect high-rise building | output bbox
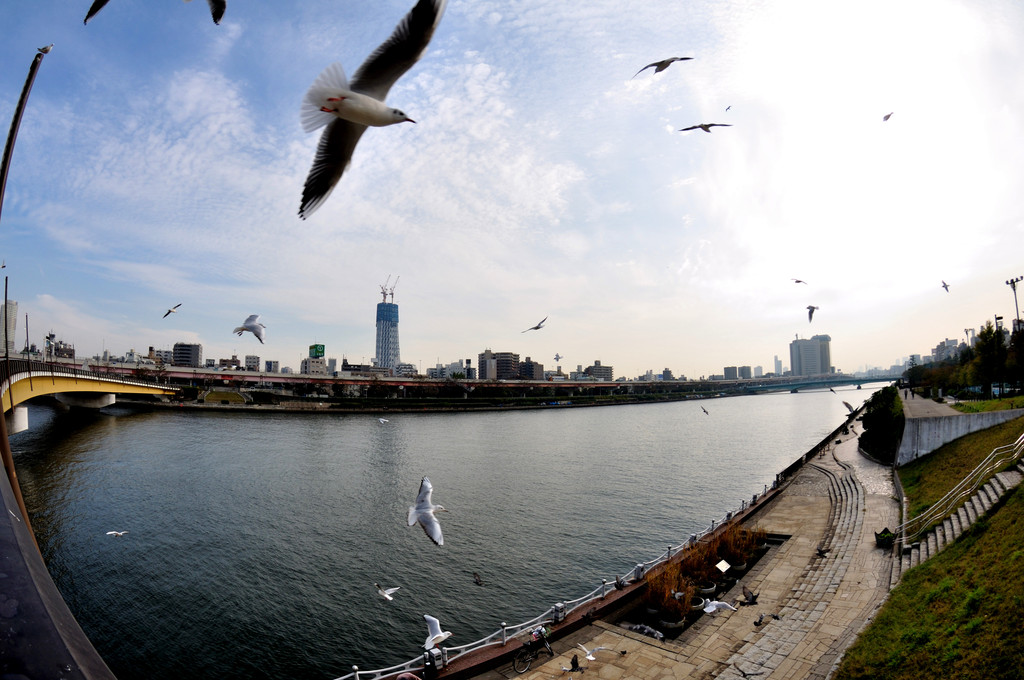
[774,355,783,376]
[478,349,519,379]
[172,342,202,367]
[724,366,738,380]
[789,334,832,377]
[375,292,400,370]
[1,299,18,356]
[738,366,752,379]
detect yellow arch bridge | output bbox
[2,358,177,432]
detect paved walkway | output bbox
[900,391,961,418]
[473,426,900,680]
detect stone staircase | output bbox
[893,462,1024,583]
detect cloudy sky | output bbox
[2,0,1022,379]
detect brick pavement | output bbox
[472,425,899,680]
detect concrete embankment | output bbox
[896,398,1024,465]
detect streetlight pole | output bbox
[0,45,52,224]
[1006,276,1023,329]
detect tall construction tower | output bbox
[375,276,401,370]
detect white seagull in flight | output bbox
[522,316,547,332]
[703,599,738,613]
[423,614,452,649]
[234,314,266,344]
[163,303,182,318]
[374,583,401,601]
[85,0,226,24]
[577,643,608,661]
[632,57,693,78]
[106,530,129,537]
[408,476,446,545]
[299,0,448,218]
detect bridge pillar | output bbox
[4,405,28,434]
[55,393,116,409]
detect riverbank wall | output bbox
[896,408,1024,466]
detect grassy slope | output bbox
[951,396,1024,412]
[898,416,1024,521]
[835,419,1024,680]
[834,486,1024,680]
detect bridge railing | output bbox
[895,429,1024,544]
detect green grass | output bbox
[833,485,1024,680]
[952,396,1024,413]
[898,416,1024,522]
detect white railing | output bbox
[331,484,778,680]
[896,430,1024,544]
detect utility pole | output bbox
[1006,276,1022,330]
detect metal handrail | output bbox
[896,430,1024,543]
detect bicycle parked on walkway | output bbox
[512,623,553,673]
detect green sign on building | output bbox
[309,344,325,358]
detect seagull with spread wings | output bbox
[85,0,226,24]
[632,56,692,78]
[522,316,547,332]
[408,476,446,545]
[163,303,182,318]
[234,315,266,344]
[299,0,448,218]
[679,123,732,133]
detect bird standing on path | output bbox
[408,476,446,545]
[739,584,758,606]
[299,0,448,218]
[679,123,731,133]
[163,303,182,318]
[807,305,819,322]
[816,546,831,558]
[561,654,586,674]
[234,314,266,343]
[423,614,452,649]
[632,56,692,78]
[374,583,401,600]
[522,316,547,332]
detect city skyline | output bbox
[2,1,1023,379]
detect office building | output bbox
[245,355,260,371]
[1,300,17,356]
[585,360,614,381]
[789,334,832,377]
[265,360,280,373]
[172,342,202,368]
[478,349,519,380]
[724,366,738,380]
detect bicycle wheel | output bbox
[513,648,535,673]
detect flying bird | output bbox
[374,583,400,601]
[85,0,226,24]
[701,405,709,415]
[473,571,484,586]
[883,112,893,121]
[816,546,831,558]
[379,417,390,424]
[843,401,854,413]
[408,476,446,545]
[736,666,765,678]
[423,614,452,649]
[163,303,182,318]
[522,316,547,332]
[577,643,607,661]
[703,599,738,613]
[792,278,808,284]
[679,123,731,133]
[942,280,950,292]
[739,584,758,606]
[106,530,128,537]
[299,0,448,219]
[829,387,836,394]
[234,314,266,344]
[632,56,693,78]
[554,353,562,362]
[807,305,819,322]
[561,654,586,674]
[38,44,53,54]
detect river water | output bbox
[9,385,880,680]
